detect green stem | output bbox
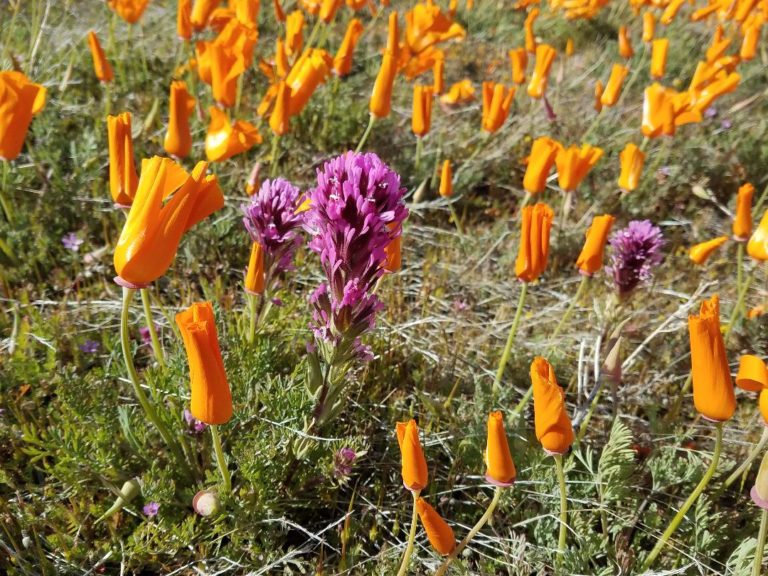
[554,454,568,563]
[493,282,528,395]
[754,509,768,576]
[737,242,745,314]
[434,487,503,576]
[396,490,421,576]
[448,203,464,236]
[724,427,768,489]
[140,288,165,369]
[548,276,589,350]
[726,266,753,341]
[355,114,376,153]
[0,160,13,225]
[270,133,281,178]
[210,425,231,495]
[414,137,423,171]
[247,292,258,344]
[642,423,724,571]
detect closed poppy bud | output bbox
[176,302,232,425]
[178,0,193,40]
[433,58,444,94]
[660,0,685,25]
[205,107,262,162]
[566,38,574,57]
[114,157,225,286]
[650,39,669,80]
[531,357,574,455]
[594,80,604,112]
[334,19,364,77]
[164,81,196,159]
[439,159,453,198]
[107,112,139,206]
[618,25,633,59]
[752,450,768,508]
[523,136,561,195]
[285,49,332,116]
[485,411,516,486]
[285,10,305,56]
[527,44,556,99]
[688,295,735,422]
[412,84,433,138]
[191,0,220,30]
[733,183,754,241]
[509,47,528,84]
[576,214,615,276]
[741,23,761,61]
[481,82,515,132]
[642,11,655,43]
[416,498,456,555]
[748,210,768,261]
[87,31,114,83]
[245,162,260,196]
[617,142,644,191]
[515,202,554,282]
[689,236,728,265]
[524,8,539,54]
[269,81,290,136]
[601,64,628,107]
[555,144,603,192]
[384,233,402,273]
[641,83,675,138]
[95,478,141,524]
[0,71,47,162]
[736,355,768,392]
[319,0,342,22]
[273,0,286,22]
[396,419,428,491]
[245,242,265,294]
[369,13,399,119]
[107,0,150,24]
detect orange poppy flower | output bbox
[482,82,515,132]
[205,107,262,162]
[107,0,150,24]
[108,112,139,206]
[601,64,628,107]
[396,419,428,491]
[347,0,369,10]
[736,355,768,392]
[642,11,655,43]
[286,48,333,116]
[515,203,554,282]
[433,57,444,94]
[531,357,574,455]
[733,183,754,241]
[401,1,465,59]
[748,210,768,261]
[191,0,220,30]
[178,0,192,40]
[439,159,453,198]
[416,499,456,555]
[576,214,615,275]
[741,23,761,61]
[566,38,574,57]
[440,79,475,105]
[641,83,676,138]
[412,84,433,138]
[706,26,731,63]
[114,157,224,286]
[689,236,729,265]
[618,25,633,59]
[617,143,645,192]
[594,80,604,112]
[688,295,736,422]
[269,81,291,136]
[231,0,260,27]
[87,31,114,83]
[555,144,603,192]
[689,72,740,114]
[285,10,305,56]
[245,242,265,294]
[485,411,516,486]
[319,0,343,23]
[660,0,685,24]
[384,233,402,273]
[334,19,364,77]
[273,0,286,21]
[201,20,258,108]
[650,39,669,79]
[527,44,556,99]
[509,47,528,85]
[176,301,232,425]
[523,136,561,195]
[370,12,399,119]
[0,72,47,162]
[525,8,539,53]
[164,81,196,159]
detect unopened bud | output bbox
[193,490,222,517]
[95,478,141,524]
[602,336,623,385]
[751,451,768,509]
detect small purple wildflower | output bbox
[62,232,83,252]
[721,118,732,130]
[139,325,159,346]
[271,297,283,307]
[606,220,665,296]
[704,107,717,119]
[183,409,208,434]
[79,340,100,354]
[334,447,357,478]
[143,502,160,517]
[657,166,672,177]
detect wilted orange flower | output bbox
[370,12,399,119]
[412,84,433,137]
[594,80,604,112]
[245,242,265,294]
[440,79,475,105]
[269,81,290,136]
[416,499,456,555]
[0,71,47,162]
[523,136,561,195]
[600,64,628,107]
[650,39,669,80]
[618,25,634,58]
[689,236,728,265]
[107,0,150,24]
[334,19,364,77]
[515,203,554,282]
[285,10,305,56]
[191,0,220,30]
[433,57,444,94]
[660,0,685,24]
[114,157,224,286]
[748,210,768,261]
[555,144,603,192]
[87,31,114,83]
[733,183,754,241]
[396,419,428,491]
[481,82,515,132]
[527,44,556,99]
[576,214,615,275]
[164,81,196,159]
[642,11,655,43]
[736,355,768,392]
[525,8,540,53]
[178,0,192,40]
[531,357,574,455]
[617,142,645,191]
[741,22,761,60]
[383,232,402,273]
[176,302,232,425]
[509,47,528,84]
[285,48,332,116]
[439,159,452,197]
[688,295,735,422]
[485,411,516,486]
[108,113,139,206]
[205,107,262,162]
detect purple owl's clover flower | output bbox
[303,151,408,360]
[606,220,665,296]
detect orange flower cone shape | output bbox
[741,23,761,61]
[302,0,322,15]
[688,295,736,422]
[689,236,728,265]
[396,419,428,491]
[273,39,290,79]
[334,19,364,77]
[515,203,554,282]
[285,10,305,57]
[87,31,114,83]
[481,82,515,133]
[527,44,556,99]
[600,64,628,107]
[178,0,193,40]
[617,142,645,191]
[555,144,603,192]
[231,0,260,27]
[660,0,685,24]
[370,12,399,119]
[346,0,368,10]
[273,0,286,22]
[439,159,453,198]
[733,183,754,241]
[320,0,343,23]
[383,233,402,273]
[531,357,574,455]
[523,136,561,195]
[176,302,232,425]
[524,8,539,53]
[164,81,196,159]
[205,107,262,162]
[107,0,150,24]
[211,20,258,108]
[286,49,332,116]
[690,73,740,115]
[706,26,731,63]
[485,411,516,486]
[642,11,655,43]
[192,0,221,30]
[402,1,466,58]
[618,25,633,59]
[576,214,615,276]
[761,389,768,424]
[114,157,225,286]
[433,57,444,94]
[412,84,433,137]
[736,355,768,392]
[0,72,47,162]
[245,241,265,294]
[440,79,475,105]
[650,39,669,80]
[108,113,139,206]
[416,499,456,555]
[509,47,528,85]
[748,210,768,261]
[641,83,675,138]
[269,81,291,136]
[594,81,604,113]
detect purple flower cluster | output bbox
[304,152,408,359]
[334,447,357,478]
[606,220,665,296]
[183,409,207,434]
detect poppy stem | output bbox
[355,114,376,153]
[448,203,464,236]
[725,271,754,341]
[754,509,768,576]
[434,486,503,576]
[140,288,165,369]
[247,292,258,344]
[736,242,745,314]
[493,282,528,395]
[414,137,424,171]
[641,422,723,571]
[396,489,421,576]
[549,276,589,349]
[553,454,568,563]
[270,134,281,178]
[0,160,13,226]
[724,426,768,489]
[210,425,231,496]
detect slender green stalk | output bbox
[642,423,724,571]
[448,203,464,236]
[414,137,424,171]
[305,18,323,50]
[737,242,745,314]
[726,270,754,341]
[270,134,281,178]
[548,276,589,350]
[246,292,260,344]
[493,282,528,395]
[434,487,503,576]
[104,82,112,117]
[355,114,376,153]
[210,425,231,495]
[0,160,13,225]
[396,490,421,576]
[553,454,568,563]
[140,288,165,369]
[754,509,768,576]
[725,427,768,489]
[755,181,768,214]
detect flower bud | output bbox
[193,490,222,517]
[752,451,768,509]
[95,478,141,523]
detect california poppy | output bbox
[576,214,615,276]
[205,107,262,162]
[412,84,433,138]
[107,112,139,206]
[370,12,399,119]
[660,0,685,25]
[164,81,195,159]
[748,210,768,260]
[594,80,603,113]
[286,49,333,116]
[741,23,761,61]
[524,8,539,54]
[641,83,676,138]
[87,31,114,83]
[384,233,402,273]
[527,44,556,99]
[396,419,428,491]
[178,0,192,40]
[642,11,655,43]
[733,183,754,241]
[440,79,475,105]
[285,10,305,56]
[531,357,574,455]
[334,19,364,77]
[515,203,554,282]
[269,81,291,136]
[523,136,561,195]
[600,64,628,107]
[439,159,452,198]
[107,0,150,24]
[555,144,603,192]
[689,236,728,265]
[0,72,47,161]
[617,142,645,191]
[736,355,768,392]
[273,0,286,22]
[485,411,516,486]
[618,25,633,59]
[481,82,515,132]
[509,47,528,85]
[761,389,768,424]
[191,0,220,30]
[319,0,343,23]
[650,39,669,80]
[245,242,265,294]
[433,57,444,94]
[416,498,456,555]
